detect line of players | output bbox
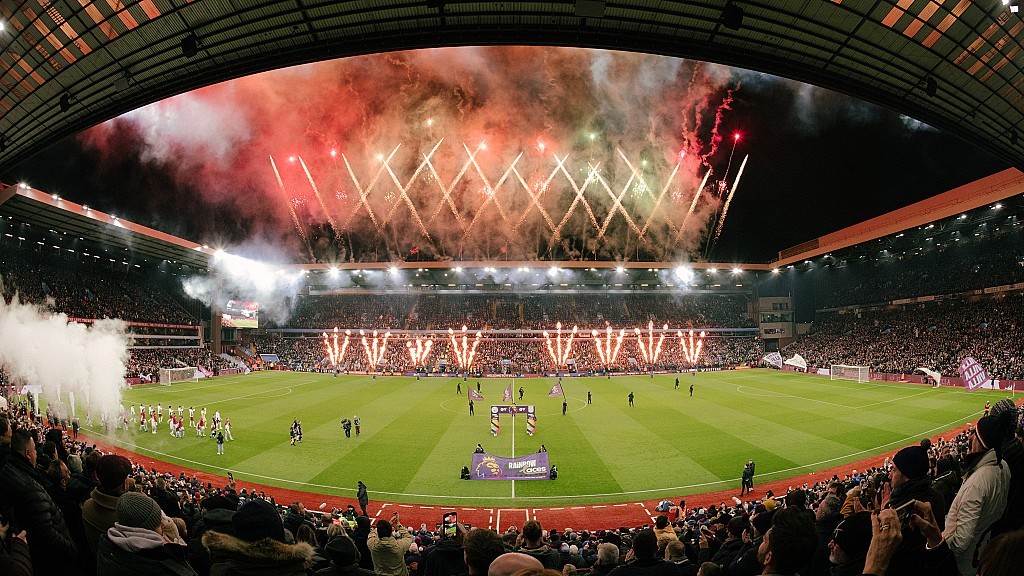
[119,403,234,440]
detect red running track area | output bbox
[78,420,976,531]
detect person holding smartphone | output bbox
[368,512,414,576]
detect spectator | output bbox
[662,541,696,576]
[826,512,871,576]
[367,513,414,576]
[942,412,1013,576]
[652,516,678,553]
[82,454,133,554]
[518,520,561,569]
[463,528,507,575]
[488,552,545,576]
[755,507,818,576]
[883,445,947,576]
[591,543,620,576]
[0,415,12,471]
[297,524,330,573]
[95,491,195,575]
[0,519,31,576]
[202,498,314,576]
[187,494,238,576]
[810,495,843,576]
[0,428,80,576]
[317,531,378,576]
[606,529,675,576]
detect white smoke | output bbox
[182,249,305,325]
[0,293,129,419]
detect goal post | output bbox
[830,364,870,383]
[159,367,198,385]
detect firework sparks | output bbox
[322,327,351,367]
[592,325,626,366]
[677,329,706,365]
[543,321,578,366]
[634,321,669,365]
[269,154,313,259]
[359,329,391,371]
[710,153,749,250]
[448,325,482,371]
[406,337,434,365]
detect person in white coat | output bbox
[941,412,1012,576]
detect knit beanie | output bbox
[233,498,286,542]
[325,535,360,566]
[832,512,872,559]
[892,446,929,479]
[117,491,163,530]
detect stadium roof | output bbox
[0,183,215,270]
[0,1,1022,175]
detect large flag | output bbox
[502,382,513,403]
[784,354,807,370]
[763,352,784,369]
[958,357,992,392]
[469,389,484,401]
[915,367,943,387]
[547,382,564,398]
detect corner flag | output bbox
[547,382,564,398]
[502,383,513,403]
[469,389,484,401]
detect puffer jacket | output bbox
[0,455,79,576]
[202,530,314,576]
[96,523,196,576]
[942,448,1011,576]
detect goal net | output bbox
[830,364,870,383]
[160,367,198,386]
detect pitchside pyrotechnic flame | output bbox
[359,329,391,371]
[322,327,351,367]
[592,326,626,366]
[406,338,434,366]
[635,321,669,365]
[544,322,579,367]
[677,329,707,365]
[448,325,482,371]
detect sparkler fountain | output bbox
[592,325,625,375]
[359,329,391,374]
[448,325,482,373]
[544,322,578,369]
[677,329,707,367]
[634,321,669,373]
[322,327,351,370]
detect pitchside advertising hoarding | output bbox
[222,300,259,329]
[470,452,550,480]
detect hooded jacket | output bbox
[0,454,79,576]
[96,523,196,576]
[202,530,315,576]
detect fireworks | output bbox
[448,325,482,371]
[592,326,625,366]
[544,322,578,366]
[634,321,669,365]
[406,337,433,366]
[359,329,391,371]
[677,329,706,365]
[322,327,351,367]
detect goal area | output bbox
[830,364,870,383]
[160,367,198,385]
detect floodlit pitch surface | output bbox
[94,369,1003,506]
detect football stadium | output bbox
[1,3,1024,576]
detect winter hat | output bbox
[325,536,361,567]
[990,398,1018,422]
[892,446,929,479]
[977,412,1011,451]
[117,491,163,530]
[832,512,872,558]
[233,498,286,542]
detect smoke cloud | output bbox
[81,47,749,263]
[0,291,129,419]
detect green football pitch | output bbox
[85,370,1006,506]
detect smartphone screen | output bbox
[228,472,233,482]
[442,512,458,538]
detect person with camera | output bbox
[878,445,947,576]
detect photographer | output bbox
[880,445,946,576]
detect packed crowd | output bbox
[813,224,1024,309]
[3,392,1023,576]
[277,294,755,331]
[785,294,1024,379]
[123,349,238,381]
[0,239,198,325]
[247,333,764,374]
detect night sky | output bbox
[4,47,1008,264]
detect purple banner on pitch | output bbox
[958,357,991,392]
[471,452,550,480]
